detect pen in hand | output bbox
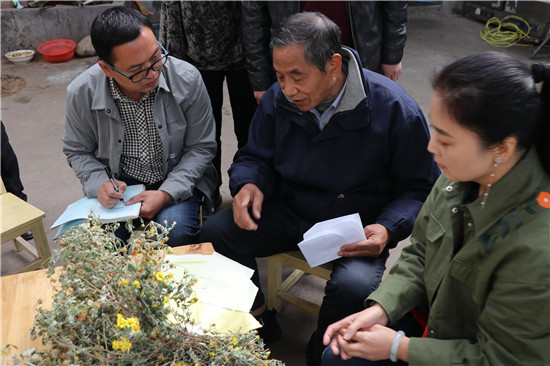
[104,165,124,203]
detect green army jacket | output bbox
[368,148,550,365]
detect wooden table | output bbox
[1,243,214,354]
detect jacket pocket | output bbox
[451,259,488,307]
[423,215,449,276]
[449,259,477,287]
[425,214,445,244]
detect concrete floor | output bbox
[1,4,549,365]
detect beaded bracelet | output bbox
[390,330,405,362]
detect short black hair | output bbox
[270,12,341,73]
[91,6,154,65]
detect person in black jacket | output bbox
[200,12,438,366]
[1,121,33,240]
[242,1,407,102]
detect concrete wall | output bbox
[1,1,124,55]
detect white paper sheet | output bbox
[298,213,366,267]
[165,252,257,312]
[164,252,261,334]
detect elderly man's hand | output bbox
[232,183,264,230]
[338,224,390,257]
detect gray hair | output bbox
[270,12,341,72]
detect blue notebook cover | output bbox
[52,184,145,239]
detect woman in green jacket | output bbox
[322,51,550,366]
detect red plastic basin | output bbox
[38,39,76,63]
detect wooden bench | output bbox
[267,251,333,315]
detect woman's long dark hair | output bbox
[432,51,550,175]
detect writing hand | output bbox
[98,179,127,208]
[339,224,390,257]
[232,183,263,230]
[125,190,173,219]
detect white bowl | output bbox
[5,50,35,63]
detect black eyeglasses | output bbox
[104,42,169,83]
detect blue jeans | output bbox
[153,188,203,246]
[114,177,204,246]
[321,312,424,366]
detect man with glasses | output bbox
[62,6,216,245]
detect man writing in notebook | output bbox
[199,12,439,365]
[62,7,216,245]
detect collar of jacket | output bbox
[90,59,172,115]
[337,47,368,113]
[275,46,371,127]
[443,148,548,237]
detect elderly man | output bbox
[200,12,439,365]
[62,6,216,245]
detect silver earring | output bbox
[481,156,503,209]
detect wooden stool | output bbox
[267,251,333,315]
[1,192,51,274]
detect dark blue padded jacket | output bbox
[229,47,440,247]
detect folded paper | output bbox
[298,213,366,267]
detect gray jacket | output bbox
[62,56,217,203]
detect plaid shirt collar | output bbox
[108,77,158,103]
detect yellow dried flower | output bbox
[127,318,140,333]
[115,314,140,333]
[112,337,132,352]
[115,314,127,329]
[14,218,283,365]
[154,271,165,281]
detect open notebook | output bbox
[51,184,145,239]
